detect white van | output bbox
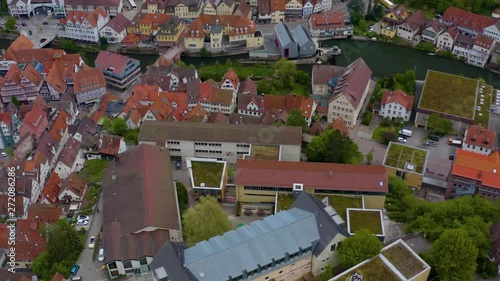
[98,249,105,262]
[399,129,412,137]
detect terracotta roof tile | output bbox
[50,109,71,142]
[20,107,48,138]
[443,6,495,33]
[15,219,47,261]
[309,12,345,30]
[0,112,13,130]
[95,51,138,77]
[99,134,122,156]
[58,138,81,167]
[381,90,414,110]
[464,125,496,150]
[0,195,25,217]
[237,78,257,95]
[221,68,239,89]
[42,173,63,204]
[270,0,285,11]
[61,172,87,199]
[330,117,350,136]
[451,149,500,188]
[121,33,141,45]
[185,103,208,122]
[329,58,372,110]
[207,112,229,123]
[235,160,388,192]
[104,13,130,33]
[474,34,494,49]
[133,84,162,102]
[73,67,106,95]
[91,93,118,123]
[3,35,34,61]
[61,7,108,28]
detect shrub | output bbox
[361,111,373,126]
[200,47,211,57]
[380,117,392,127]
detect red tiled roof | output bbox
[2,35,34,61]
[99,134,122,156]
[129,13,171,30]
[51,273,65,281]
[185,103,208,122]
[24,161,37,173]
[330,117,350,136]
[464,125,496,150]
[0,195,25,217]
[73,67,106,95]
[381,90,414,110]
[221,68,239,89]
[237,77,257,95]
[58,138,81,167]
[50,109,71,142]
[61,172,87,199]
[20,107,48,138]
[104,13,130,33]
[309,12,346,30]
[95,51,138,76]
[15,219,47,261]
[4,64,22,85]
[263,94,316,119]
[61,7,108,28]
[27,204,62,223]
[0,112,13,130]
[91,93,119,123]
[133,84,162,102]
[270,0,286,11]
[22,64,43,86]
[474,34,494,49]
[451,149,500,189]
[443,6,495,33]
[42,173,63,204]
[235,160,388,192]
[258,0,271,14]
[121,33,141,45]
[330,58,372,110]
[403,10,428,32]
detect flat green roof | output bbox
[382,243,424,279]
[419,70,478,119]
[191,161,225,188]
[337,257,402,281]
[348,209,383,235]
[383,143,428,174]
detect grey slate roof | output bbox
[274,22,295,46]
[150,241,197,281]
[184,208,320,281]
[291,192,350,256]
[291,24,313,47]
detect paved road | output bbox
[17,15,60,48]
[75,193,108,281]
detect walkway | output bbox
[154,45,185,66]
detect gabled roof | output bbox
[451,149,500,189]
[383,4,408,23]
[443,6,495,33]
[330,117,350,136]
[454,34,475,49]
[221,68,239,89]
[274,21,295,46]
[61,7,108,28]
[91,93,118,123]
[58,138,81,167]
[60,172,86,199]
[207,112,229,123]
[45,63,67,94]
[103,144,181,262]
[95,51,138,76]
[309,11,345,30]
[474,34,494,49]
[312,64,346,85]
[381,89,414,110]
[51,273,65,281]
[185,103,208,122]
[133,84,162,102]
[20,106,47,138]
[49,109,71,142]
[34,131,60,163]
[15,219,47,261]
[71,115,97,137]
[270,0,285,11]
[237,78,257,95]
[65,0,121,6]
[0,195,25,217]
[103,13,130,33]
[22,64,43,86]
[2,35,34,61]
[99,134,122,156]
[258,0,270,14]
[235,159,388,192]
[233,0,250,17]
[237,93,264,112]
[150,242,197,281]
[0,112,13,130]
[464,125,496,150]
[402,10,427,32]
[121,33,141,45]
[42,173,63,204]
[292,192,350,256]
[329,58,372,110]
[73,67,106,95]
[184,208,319,281]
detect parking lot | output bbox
[15,15,60,48]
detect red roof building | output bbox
[380,90,415,121]
[73,67,107,104]
[463,125,496,155]
[443,6,495,36]
[447,149,500,199]
[19,107,48,139]
[41,172,63,204]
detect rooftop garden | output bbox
[337,257,400,281]
[248,145,280,161]
[419,71,478,119]
[348,209,383,235]
[474,83,492,127]
[384,143,427,174]
[277,193,362,220]
[79,159,109,183]
[382,243,424,279]
[191,161,225,188]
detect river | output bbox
[1,39,499,87]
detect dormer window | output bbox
[293,183,303,191]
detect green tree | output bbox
[320,264,333,281]
[257,79,277,94]
[338,229,383,268]
[5,16,16,31]
[347,0,365,14]
[111,118,127,136]
[61,39,80,51]
[273,58,297,89]
[6,147,14,157]
[99,37,109,50]
[0,0,8,13]
[286,109,308,132]
[365,151,373,164]
[11,96,20,107]
[102,116,112,131]
[430,229,478,281]
[427,114,452,135]
[176,181,189,216]
[307,129,363,164]
[200,47,211,57]
[183,196,233,246]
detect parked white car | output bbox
[397,137,407,143]
[88,236,96,249]
[76,219,88,225]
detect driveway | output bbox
[75,193,108,281]
[489,110,500,148]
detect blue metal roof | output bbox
[274,22,295,46]
[184,208,320,281]
[291,25,313,47]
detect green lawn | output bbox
[198,63,275,81]
[277,194,295,211]
[315,195,362,220]
[348,209,383,234]
[474,84,492,127]
[384,143,427,174]
[191,161,225,187]
[419,70,478,119]
[372,125,399,142]
[79,159,109,183]
[338,257,400,281]
[248,145,280,160]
